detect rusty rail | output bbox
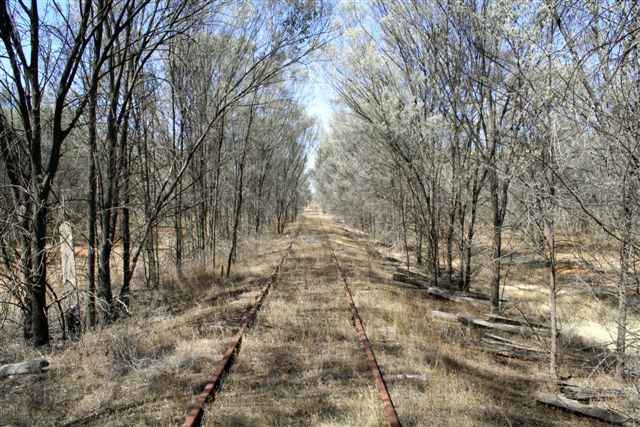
[325,229,402,427]
[182,223,301,427]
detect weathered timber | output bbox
[480,343,546,360]
[558,383,634,403]
[480,334,548,360]
[432,310,531,336]
[484,333,545,352]
[387,373,428,382]
[485,313,549,330]
[393,274,490,307]
[0,358,49,379]
[535,392,629,425]
[392,273,427,288]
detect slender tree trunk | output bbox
[19,215,33,340]
[446,194,458,287]
[489,167,502,311]
[119,140,132,308]
[84,0,104,331]
[548,231,558,377]
[227,101,255,277]
[400,193,410,271]
[97,233,113,323]
[227,156,246,278]
[615,183,633,380]
[32,204,49,346]
[255,171,268,234]
[87,117,98,328]
[429,206,439,286]
[174,188,183,277]
[464,200,478,292]
[211,116,224,270]
[546,137,559,377]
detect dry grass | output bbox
[1,212,638,426]
[203,214,385,426]
[324,212,638,426]
[0,230,292,426]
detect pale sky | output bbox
[304,61,334,135]
[301,60,335,182]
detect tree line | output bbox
[0,0,329,346]
[315,0,638,379]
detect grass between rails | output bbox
[202,214,385,426]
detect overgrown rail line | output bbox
[182,222,302,427]
[182,215,401,426]
[322,220,402,427]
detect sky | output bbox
[301,60,336,179]
[304,62,334,135]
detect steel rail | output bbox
[181,222,302,427]
[323,224,402,427]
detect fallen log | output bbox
[425,286,489,306]
[480,343,546,360]
[480,335,548,360]
[393,268,497,299]
[392,272,428,288]
[387,373,428,382]
[483,333,547,353]
[432,310,531,336]
[558,383,633,403]
[394,274,490,307]
[485,314,549,330]
[0,358,49,379]
[535,392,629,425]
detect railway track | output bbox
[182,222,302,427]
[323,221,401,427]
[182,213,400,427]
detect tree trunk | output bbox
[489,167,502,311]
[211,116,224,270]
[19,221,33,340]
[174,188,183,278]
[446,194,457,288]
[31,204,49,346]
[97,235,113,324]
[87,119,98,327]
[400,194,410,271]
[615,183,633,380]
[548,226,558,378]
[227,101,255,277]
[119,141,132,308]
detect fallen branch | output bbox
[558,383,633,403]
[432,310,531,336]
[485,313,549,330]
[535,392,629,425]
[479,333,548,360]
[386,373,428,382]
[0,358,49,379]
[393,274,490,307]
